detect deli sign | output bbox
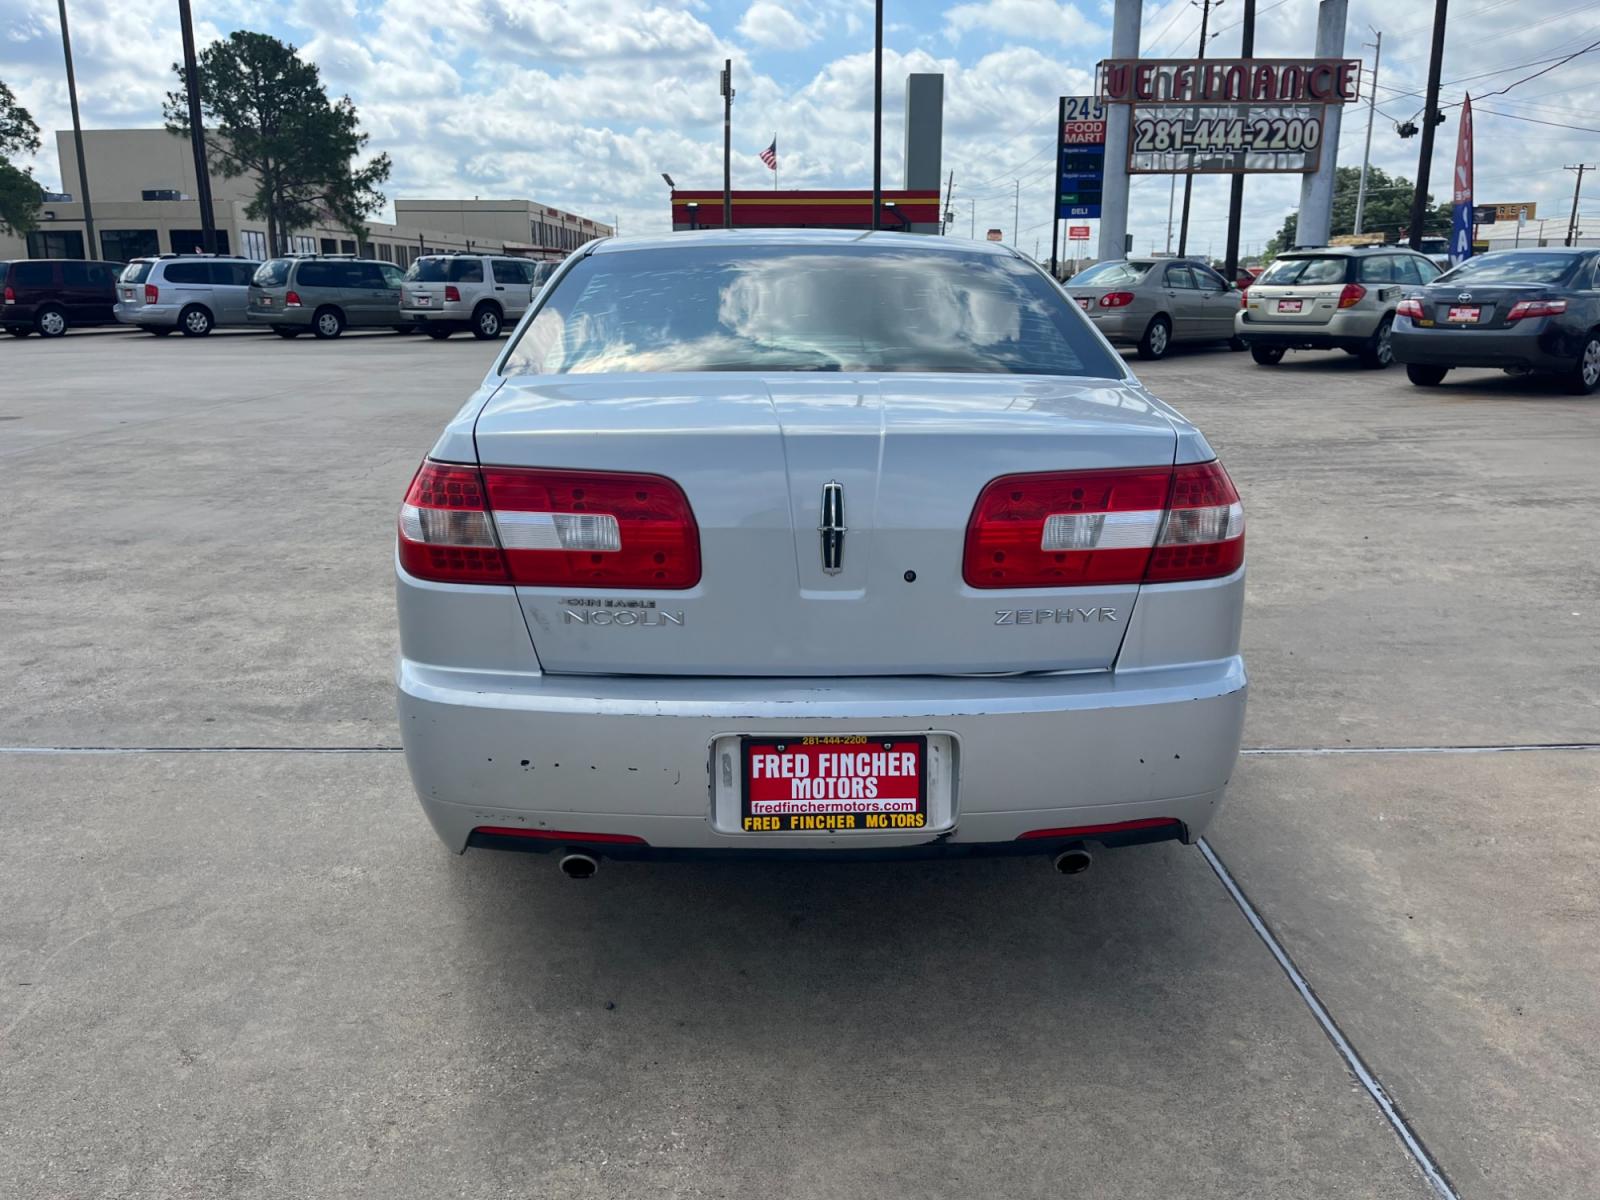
[1098,58,1362,106]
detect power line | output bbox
[1475,106,1600,135]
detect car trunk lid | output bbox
[471,373,1179,676]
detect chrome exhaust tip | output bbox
[1053,849,1092,875]
[558,852,598,879]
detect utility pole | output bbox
[1177,0,1219,257]
[1353,27,1382,235]
[872,0,884,230]
[1222,0,1255,281]
[970,198,975,239]
[1566,164,1593,246]
[1013,178,1020,246]
[1050,97,1065,272]
[720,60,734,228]
[1166,174,1177,253]
[178,0,217,255]
[1408,0,1448,251]
[943,169,955,236]
[56,0,95,258]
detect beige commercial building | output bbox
[1,129,613,266]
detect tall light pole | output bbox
[56,0,95,257]
[1177,0,1219,257]
[872,0,884,230]
[720,60,734,228]
[178,0,217,255]
[1353,28,1382,235]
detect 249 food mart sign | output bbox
[1098,57,1361,174]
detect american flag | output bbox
[759,137,777,170]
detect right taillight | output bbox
[963,461,1243,589]
[444,285,461,302]
[1338,283,1367,308]
[1099,291,1135,308]
[284,290,302,307]
[1396,298,1425,320]
[144,283,159,304]
[3,285,13,304]
[398,460,701,589]
[1505,298,1566,322]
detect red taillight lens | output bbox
[1337,283,1366,309]
[284,290,302,307]
[483,466,701,588]
[1099,291,1135,308]
[3,285,13,303]
[963,468,1174,588]
[398,460,701,589]
[143,283,159,304]
[1144,460,1245,582]
[1505,298,1567,322]
[962,461,1243,589]
[1396,298,1425,320]
[444,285,461,302]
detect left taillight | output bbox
[1396,298,1425,320]
[398,460,701,589]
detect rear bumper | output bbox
[400,304,469,325]
[115,302,180,328]
[1391,320,1577,370]
[247,306,312,327]
[1236,308,1374,351]
[1083,310,1149,342]
[397,656,1247,856]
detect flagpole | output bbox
[773,133,778,191]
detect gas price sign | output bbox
[1057,95,1106,219]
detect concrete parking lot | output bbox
[2,327,1596,1199]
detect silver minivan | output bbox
[246,256,407,339]
[115,256,263,336]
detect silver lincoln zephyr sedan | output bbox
[396,229,1247,876]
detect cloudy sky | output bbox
[3,0,1597,255]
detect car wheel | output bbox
[1228,336,1246,351]
[312,307,345,339]
[1250,345,1285,365]
[274,328,302,339]
[472,304,503,339]
[1405,363,1449,387]
[1358,314,1394,369]
[179,305,214,337]
[1566,332,1600,395]
[425,327,454,340]
[35,306,68,338]
[1135,315,1171,360]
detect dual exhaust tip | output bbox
[559,848,1091,878]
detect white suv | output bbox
[399,254,544,339]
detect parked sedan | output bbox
[1391,248,1600,394]
[1067,257,1244,360]
[395,230,1247,873]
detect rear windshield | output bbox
[1257,256,1350,285]
[253,259,291,287]
[121,261,155,284]
[502,245,1122,378]
[1071,261,1151,286]
[1436,253,1580,286]
[404,257,484,283]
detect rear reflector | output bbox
[963,461,1243,588]
[473,826,649,845]
[1017,817,1180,841]
[398,459,701,588]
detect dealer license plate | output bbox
[1447,305,1480,323]
[1076,297,1090,310]
[1277,298,1303,313]
[121,288,134,301]
[741,735,927,833]
[415,295,432,306]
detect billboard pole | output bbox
[1050,96,1065,273]
[1296,0,1349,249]
[1222,0,1257,281]
[1095,0,1141,262]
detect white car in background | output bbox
[395,230,1247,877]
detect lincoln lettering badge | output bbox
[819,480,846,574]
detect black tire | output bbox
[1228,336,1247,351]
[392,325,415,335]
[1250,345,1285,365]
[274,327,302,339]
[7,326,31,337]
[34,305,68,338]
[179,305,214,337]
[1406,363,1449,387]
[471,303,503,339]
[1565,332,1600,395]
[147,327,174,337]
[311,307,345,339]
[1358,314,1394,369]
[1135,315,1171,360]
[425,327,454,340]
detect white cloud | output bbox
[943,0,1103,44]
[738,3,819,50]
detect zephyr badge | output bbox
[819,480,846,574]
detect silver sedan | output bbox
[395,231,1247,875]
[1068,257,1245,360]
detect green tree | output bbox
[0,79,43,236]
[163,32,391,255]
[1263,165,1452,260]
